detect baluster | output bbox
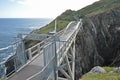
[37,44,40,54]
[28,49,32,60]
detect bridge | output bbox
[1,19,82,80]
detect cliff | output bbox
[75,7,120,79]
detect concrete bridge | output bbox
[2,20,83,80]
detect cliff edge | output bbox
[75,7,120,79]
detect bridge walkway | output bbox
[7,21,79,80]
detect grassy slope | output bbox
[75,0,120,17]
[35,20,69,34]
[34,10,75,34]
[80,67,120,80]
[27,0,120,48]
[34,0,120,34]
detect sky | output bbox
[0,0,99,18]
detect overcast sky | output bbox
[0,0,99,18]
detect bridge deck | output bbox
[7,21,78,80]
[8,54,44,80]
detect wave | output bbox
[0,52,14,64]
[28,26,40,30]
[0,45,12,51]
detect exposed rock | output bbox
[89,66,106,74]
[75,28,104,79]
[90,7,120,66]
[5,56,15,77]
[75,7,120,80]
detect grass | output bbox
[33,0,120,34]
[86,0,120,17]
[76,0,120,17]
[34,0,120,34]
[34,20,69,34]
[80,67,120,80]
[26,0,120,48]
[25,20,69,48]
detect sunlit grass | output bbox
[80,67,120,80]
[34,20,69,34]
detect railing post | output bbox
[53,36,58,80]
[37,44,40,54]
[28,49,32,60]
[43,47,46,66]
[72,39,75,80]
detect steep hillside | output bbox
[75,7,120,79]
[76,0,120,17]
[34,0,120,34]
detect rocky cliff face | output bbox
[75,7,120,80]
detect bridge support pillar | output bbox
[57,39,75,80]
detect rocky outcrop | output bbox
[75,7,120,80]
[75,23,104,80]
[89,66,106,74]
[90,7,120,66]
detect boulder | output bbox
[89,66,106,74]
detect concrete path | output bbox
[8,54,44,80]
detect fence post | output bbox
[28,49,32,60]
[53,35,58,80]
[43,47,46,66]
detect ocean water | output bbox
[0,18,52,63]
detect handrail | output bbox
[0,23,66,79]
[25,28,65,61]
[0,20,82,80]
[27,20,82,80]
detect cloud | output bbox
[7,0,99,18]
[17,0,26,5]
[9,0,27,5]
[10,0,15,2]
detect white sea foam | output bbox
[0,45,12,51]
[28,26,40,30]
[0,52,14,66]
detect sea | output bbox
[0,18,52,64]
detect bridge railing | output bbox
[0,23,66,79]
[0,20,82,80]
[27,42,56,80]
[57,21,82,65]
[25,28,65,61]
[0,40,25,78]
[25,42,44,60]
[27,21,82,80]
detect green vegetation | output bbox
[104,67,114,72]
[26,0,120,48]
[80,67,120,80]
[33,10,75,34]
[27,0,120,48]
[34,0,120,34]
[26,20,69,48]
[84,0,120,17]
[75,0,120,17]
[35,20,69,34]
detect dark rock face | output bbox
[75,26,104,80]
[75,7,120,79]
[5,56,15,76]
[90,7,120,66]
